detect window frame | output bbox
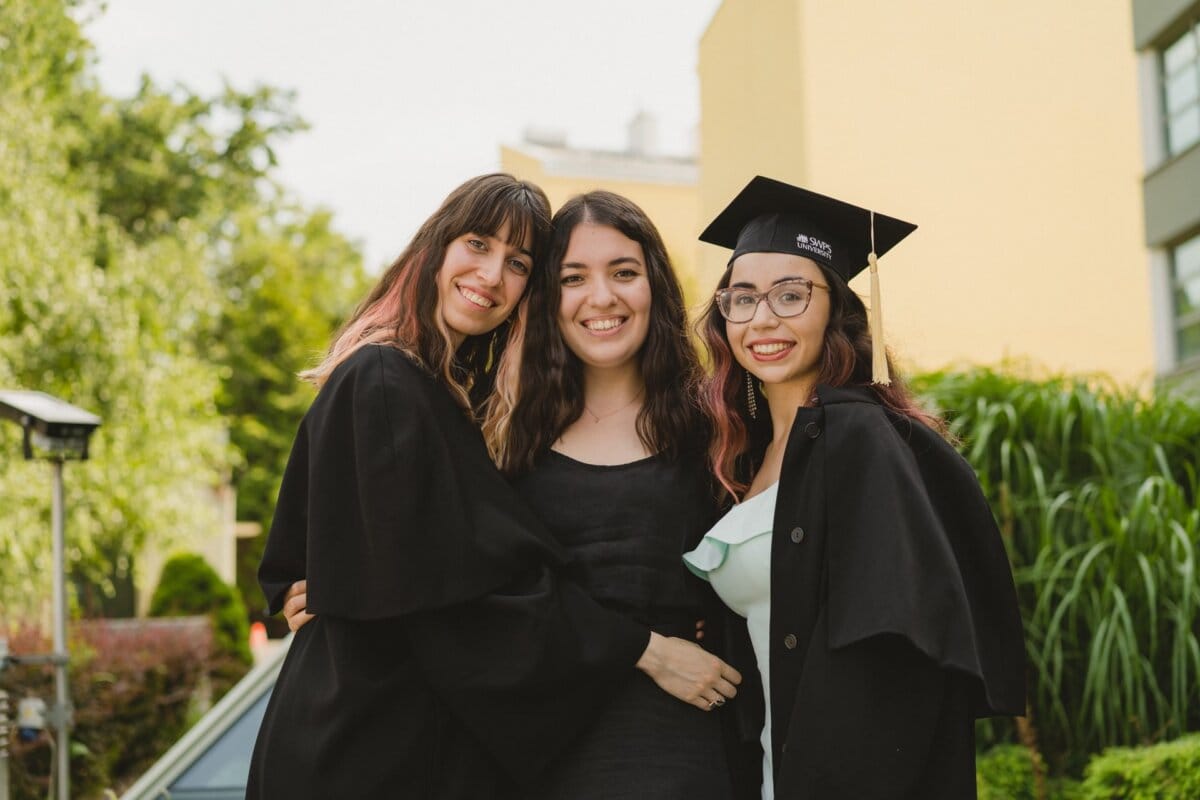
[1160,17,1200,158]
[1170,230,1200,367]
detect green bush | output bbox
[1079,735,1200,799]
[918,367,1200,770]
[977,744,1085,800]
[978,745,1040,800]
[149,553,252,669]
[2,618,213,799]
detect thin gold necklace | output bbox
[583,391,643,423]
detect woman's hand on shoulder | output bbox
[283,579,315,632]
[636,631,741,711]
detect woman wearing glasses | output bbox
[684,177,1026,799]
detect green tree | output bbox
[213,205,368,530]
[1,0,366,621]
[0,0,227,616]
[211,205,369,621]
[70,76,305,246]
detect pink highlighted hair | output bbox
[698,261,946,501]
[300,174,551,409]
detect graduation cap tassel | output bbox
[867,211,891,385]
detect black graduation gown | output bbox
[247,344,649,799]
[721,385,1026,799]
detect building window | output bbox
[1163,20,1200,156]
[1173,232,1200,364]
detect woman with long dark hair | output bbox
[684,177,1026,799]
[482,190,739,798]
[249,174,740,799]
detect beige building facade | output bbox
[500,123,706,303]
[699,0,1154,385]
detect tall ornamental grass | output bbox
[917,367,1200,770]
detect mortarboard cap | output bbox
[700,176,918,384]
[698,176,917,283]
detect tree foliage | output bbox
[74,77,305,245]
[0,0,367,621]
[213,204,369,623]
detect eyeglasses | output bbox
[714,278,830,323]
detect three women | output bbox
[263,173,1025,798]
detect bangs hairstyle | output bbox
[301,173,551,409]
[483,190,709,474]
[698,260,946,501]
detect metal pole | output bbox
[1,689,10,800]
[50,460,70,800]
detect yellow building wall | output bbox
[499,146,704,305]
[699,0,807,288]
[700,0,1152,385]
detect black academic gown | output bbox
[722,385,1026,800]
[247,344,649,799]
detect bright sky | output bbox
[85,0,722,271]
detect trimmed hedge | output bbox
[977,745,1083,800]
[978,745,1040,800]
[978,737,1200,799]
[149,552,252,668]
[1079,735,1200,799]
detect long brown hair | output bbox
[301,173,551,409]
[699,260,945,500]
[483,191,708,473]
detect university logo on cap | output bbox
[795,233,833,261]
[699,175,915,283]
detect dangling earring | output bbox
[745,369,758,420]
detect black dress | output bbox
[513,450,734,800]
[247,345,650,799]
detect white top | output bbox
[683,483,778,800]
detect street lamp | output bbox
[0,390,101,800]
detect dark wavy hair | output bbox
[302,173,551,411]
[483,191,708,474]
[698,259,945,500]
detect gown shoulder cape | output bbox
[250,344,649,796]
[817,385,1025,718]
[259,342,570,620]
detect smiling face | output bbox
[556,222,652,371]
[725,251,831,392]
[436,222,533,348]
